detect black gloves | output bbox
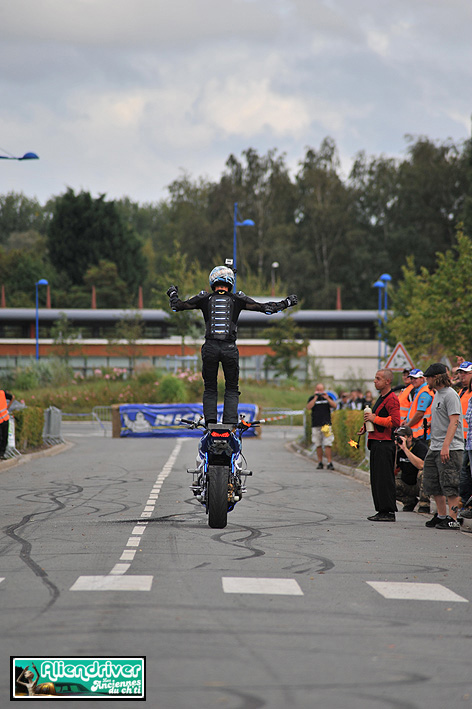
[167,285,179,311]
[284,294,298,308]
[265,294,298,314]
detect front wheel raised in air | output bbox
[207,465,228,528]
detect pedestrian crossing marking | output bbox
[70,575,153,591]
[222,577,303,596]
[367,581,468,602]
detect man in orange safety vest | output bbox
[0,388,14,459]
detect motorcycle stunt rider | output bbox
[167,265,298,425]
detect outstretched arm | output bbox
[166,285,205,312]
[242,293,298,314]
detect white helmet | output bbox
[209,266,234,291]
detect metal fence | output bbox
[43,406,64,445]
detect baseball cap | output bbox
[458,361,472,373]
[395,425,412,438]
[408,369,424,378]
[423,362,447,377]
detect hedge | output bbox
[13,407,44,451]
[331,409,364,464]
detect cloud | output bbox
[2,0,279,46]
[1,0,471,204]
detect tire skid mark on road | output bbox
[211,524,267,559]
[244,485,334,523]
[4,511,61,612]
[281,552,335,575]
[17,477,139,520]
[70,440,183,591]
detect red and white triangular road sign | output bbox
[385,342,414,371]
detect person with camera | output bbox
[306,383,337,470]
[394,425,428,512]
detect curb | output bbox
[0,440,74,472]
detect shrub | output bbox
[14,367,40,391]
[175,369,203,400]
[303,409,312,447]
[157,374,187,403]
[13,407,44,451]
[12,358,74,390]
[136,368,160,386]
[332,409,364,463]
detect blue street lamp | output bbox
[35,279,48,360]
[373,280,384,368]
[233,202,255,291]
[379,273,392,358]
[0,151,39,161]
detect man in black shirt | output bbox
[306,383,337,470]
[394,425,428,511]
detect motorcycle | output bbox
[180,417,263,528]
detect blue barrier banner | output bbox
[119,403,259,437]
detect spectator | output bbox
[364,390,374,406]
[404,369,433,441]
[460,378,472,519]
[306,383,337,470]
[361,369,401,522]
[456,361,472,515]
[451,366,462,390]
[394,425,428,511]
[0,386,14,459]
[394,368,414,422]
[348,389,363,410]
[336,392,350,410]
[422,363,464,530]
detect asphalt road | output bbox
[1,424,472,708]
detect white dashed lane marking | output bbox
[367,581,468,603]
[222,577,304,596]
[70,440,183,591]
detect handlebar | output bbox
[179,418,265,432]
[180,417,205,429]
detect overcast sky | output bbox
[1,0,471,206]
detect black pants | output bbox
[0,419,9,456]
[369,439,397,513]
[201,339,240,424]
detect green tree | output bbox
[162,174,218,267]
[0,192,48,245]
[288,139,355,308]
[151,246,206,352]
[220,148,297,282]
[50,312,82,363]
[109,311,145,371]
[388,136,467,275]
[47,189,147,297]
[265,315,308,379]
[0,244,55,307]
[83,260,128,308]
[388,230,472,363]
